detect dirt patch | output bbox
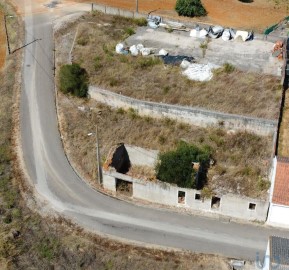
[76,0,288,30]
[69,13,281,119]
[0,12,6,70]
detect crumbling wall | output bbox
[102,170,269,222]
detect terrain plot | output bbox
[72,13,282,119]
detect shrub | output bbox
[59,63,88,98]
[77,36,89,46]
[134,57,161,69]
[223,63,235,73]
[124,27,135,36]
[175,0,207,17]
[133,17,147,26]
[155,142,210,188]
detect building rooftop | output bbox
[270,236,289,269]
[272,157,289,206]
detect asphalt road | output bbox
[16,0,289,262]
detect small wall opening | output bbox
[116,178,132,197]
[249,203,256,210]
[178,191,186,204]
[195,193,201,200]
[211,196,221,209]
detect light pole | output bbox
[88,126,102,185]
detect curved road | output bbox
[14,0,289,261]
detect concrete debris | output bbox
[148,21,159,29]
[158,49,168,56]
[166,20,185,29]
[147,12,162,29]
[180,59,191,69]
[182,63,219,81]
[136,44,144,51]
[129,45,139,56]
[141,48,151,56]
[208,25,224,39]
[234,30,249,42]
[116,43,128,54]
[221,28,231,41]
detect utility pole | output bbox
[96,126,102,185]
[4,15,13,55]
[136,0,139,13]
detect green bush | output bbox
[133,17,147,26]
[155,142,210,188]
[223,63,235,73]
[124,27,135,36]
[175,0,207,17]
[59,63,88,98]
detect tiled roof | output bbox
[272,158,289,206]
[270,236,289,269]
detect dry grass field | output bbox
[76,0,288,30]
[71,13,281,120]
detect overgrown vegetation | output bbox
[70,13,281,119]
[175,0,207,17]
[156,142,210,188]
[57,93,272,198]
[59,63,88,97]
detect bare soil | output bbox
[76,0,288,31]
[71,13,281,120]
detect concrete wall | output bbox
[89,86,277,136]
[91,3,146,19]
[103,170,269,222]
[125,144,158,167]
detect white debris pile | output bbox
[116,43,151,56]
[182,63,219,82]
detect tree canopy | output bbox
[155,142,211,188]
[175,0,207,17]
[59,63,89,98]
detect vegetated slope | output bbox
[57,93,272,198]
[72,13,281,119]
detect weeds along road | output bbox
[15,0,289,261]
